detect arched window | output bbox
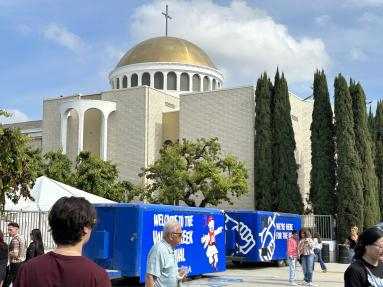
[180,73,189,91]
[192,74,200,92]
[217,82,221,88]
[122,75,128,88]
[212,79,216,90]
[131,74,138,87]
[203,76,210,91]
[167,72,177,90]
[142,72,150,86]
[154,72,164,89]
[111,81,115,89]
[116,78,120,89]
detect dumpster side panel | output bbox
[84,206,116,269]
[256,211,301,261]
[114,206,141,276]
[139,208,226,282]
[225,212,258,260]
[225,211,301,262]
[84,205,141,277]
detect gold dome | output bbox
[116,37,216,69]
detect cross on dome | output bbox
[162,5,172,37]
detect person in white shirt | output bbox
[313,232,327,272]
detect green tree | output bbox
[309,70,336,215]
[271,70,303,214]
[376,101,383,219]
[368,106,376,142]
[334,74,364,241]
[43,149,73,183]
[254,73,273,210]
[350,80,380,227]
[71,151,133,202]
[0,127,42,210]
[139,138,249,207]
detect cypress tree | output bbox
[334,74,364,241]
[271,70,303,214]
[368,106,376,142]
[309,70,336,215]
[376,101,383,219]
[350,80,380,227]
[254,73,273,211]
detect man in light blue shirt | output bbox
[145,220,184,287]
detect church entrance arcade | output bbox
[59,99,116,160]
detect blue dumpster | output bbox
[225,210,301,263]
[83,203,226,282]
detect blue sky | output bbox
[1,0,382,123]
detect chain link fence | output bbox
[0,210,55,250]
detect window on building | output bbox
[180,73,189,91]
[203,76,210,91]
[116,78,120,89]
[122,75,128,88]
[154,72,164,89]
[192,74,200,92]
[167,72,177,90]
[131,74,138,87]
[142,72,150,86]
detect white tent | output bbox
[5,176,115,211]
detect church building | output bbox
[11,36,313,210]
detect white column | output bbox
[138,72,142,86]
[100,113,108,160]
[60,111,68,154]
[150,72,154,88]
[176,72,181,91]
[199,74,203,92]
[189,73,193,91]
[163,72,168,90]
[77,111,84,154]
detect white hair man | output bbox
[145,220,185,287]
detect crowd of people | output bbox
[0,196,111,287]
[2,197,383,287]
[286,225,383,287]
[0,223,45,287]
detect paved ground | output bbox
[112,262,349,287]
[182,262,348,287]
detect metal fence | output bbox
[0,210,55,250]
[301,214,335,241]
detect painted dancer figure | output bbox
[201,215,223,271]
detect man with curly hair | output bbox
[14,196,111,287]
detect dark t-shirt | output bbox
[348,236,358,249]
[344,259,383,287]
[13,251,112,287]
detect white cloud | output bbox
[315,15,331,27]
[40,23,85,54]
[130,0,331,88]
[0,109,30,124]
[349,48,368,61]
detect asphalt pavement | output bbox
[112,261,349,287]
[182,261,348,287]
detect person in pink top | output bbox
[287,230,299,286]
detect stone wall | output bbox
[180,86,256,210]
